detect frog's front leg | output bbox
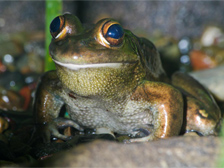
[128,81,183,142]
[34,71,83,143]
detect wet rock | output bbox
[31,134,115,160]
[0,35,24,59]
[190,50,217,70]
[35,136,222,167]
[189,65,224,101]
[0,87,25,111]
[0,71,25,91]
[17,52,44,75]
[190,47,224,71]
[19,86,31,110]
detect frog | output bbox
[34,13,221,143]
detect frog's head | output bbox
[49,13,140,70]
[49,14,162,96]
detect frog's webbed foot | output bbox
[41,117,84,143]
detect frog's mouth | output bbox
[52,59,129,70]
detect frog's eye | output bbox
[50,16,65,39]
[102,21,124,46]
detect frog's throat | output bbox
[52,59,124,70]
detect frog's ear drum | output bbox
[50,15,66,39]
[101,21,124,47]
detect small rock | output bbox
[0,71,25,91]
[19,86,31,110]
[190,50,217,70]
[0,87,25,111]
[189,65,224,101]
[201,26,223,47]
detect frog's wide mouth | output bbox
[52,59,133,70]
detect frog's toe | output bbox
[125,134,156,143]
[133,127,151,137]
[54,117,84,131]
[51,128,72,141]
[40,117,84,142]
[125,127,156,143]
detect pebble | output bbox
[189,65,224,101]
[190,50,217,70]
[0,87,25,111]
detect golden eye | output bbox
[102,21,124,46]
[50,15,65,39]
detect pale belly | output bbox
[64,95,155,136]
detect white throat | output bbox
[52,59,124,70]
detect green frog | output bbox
[34,14,221,143]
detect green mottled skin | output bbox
[34,14,221,143]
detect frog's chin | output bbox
[52,59,124,70]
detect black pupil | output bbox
[50,16,60,33]
[107,24,124,39]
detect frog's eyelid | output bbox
[55,30,63,39]
[55,26,71,39]
[52,59,123,70]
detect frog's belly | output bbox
[65,99,154,135]
[67,105,130,134]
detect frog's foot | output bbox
[95,127,115,138]
[42,117,84,143]
[124,127,156,143]
[184,131,200,137]
[125,134,156,143]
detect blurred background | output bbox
[1,1,224,38]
